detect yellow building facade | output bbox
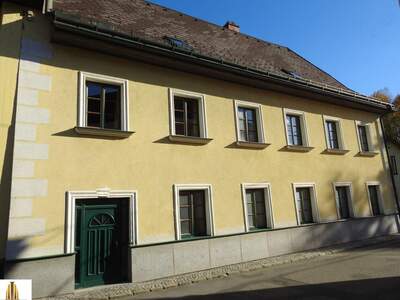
[1,1,399,298]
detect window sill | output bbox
[74,126,134,138]
[236,141,271,149]
[169,135,213,145]
[285,145,314,152]
[323,148,350,155]
[358,151,379,157]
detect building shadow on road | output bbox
[138,276,400,300]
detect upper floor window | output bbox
[78,72,129,135]
[234,100,266,146]
[284,109,310,149]
[323,116,347,153]
[358,125,369,152]
[169,89,208,141]
[355,121,376,155]
[174,97,200,137]
[326,121,339,149]
[86,82,121,129]
[238,107,258,142]
[286,114,302,145]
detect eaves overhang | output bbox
[51,12,393,114]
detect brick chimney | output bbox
[223,21,240,33]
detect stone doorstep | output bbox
[44,234,400,300]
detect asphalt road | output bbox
[125,239,400,300]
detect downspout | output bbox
[379,114,400,214]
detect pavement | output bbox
[124,239,400,300]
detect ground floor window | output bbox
[367,184,383,216]
[293,184,318,225]
[334,183,354,219]
[174,184,214,240]
[179,190,207,238]
[241,184,274,231]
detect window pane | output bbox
[256,214,267,228]
[180,206,190,220]
[88,99,101,113]
[175,123,185,135]
[179,192,190,205]
[87,82,102,98]
[358,125,369,152]
[247,215,254,228]
[87,113,101,127]
[180,220,191,235]
[175,110,184,122]
[104,85,121,129]
[248,131,258,143]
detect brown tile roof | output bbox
[52,0,349,90]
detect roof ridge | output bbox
[146,0,284,49]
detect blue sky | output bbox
[151,0,400,99]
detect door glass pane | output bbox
[336,186,350,219]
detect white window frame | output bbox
[173,184,215,240]
[283,108,310,147]
[169,89,208,138]
[241,183,274,232]
[65,188,138,254]
[78,71,129,131]
[355,121,375,153]
[292,183,320,225]
[234,100,266,143]
[365,181,385,216]
[332,182,355,219]
[323,115,346,150]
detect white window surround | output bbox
[65,188,138,254]
[169,88,208,138]
[283,108,311,148]
[78,71,130,131]
[234,100,266,144]
[173,184,215,240]
[323,115,347,151]
[332,182,355,219]
[241,183,274,232]
[292,183,320,225]
[355,121,376,154]
[365,181,385,215]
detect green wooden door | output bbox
[75,200,128,288]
